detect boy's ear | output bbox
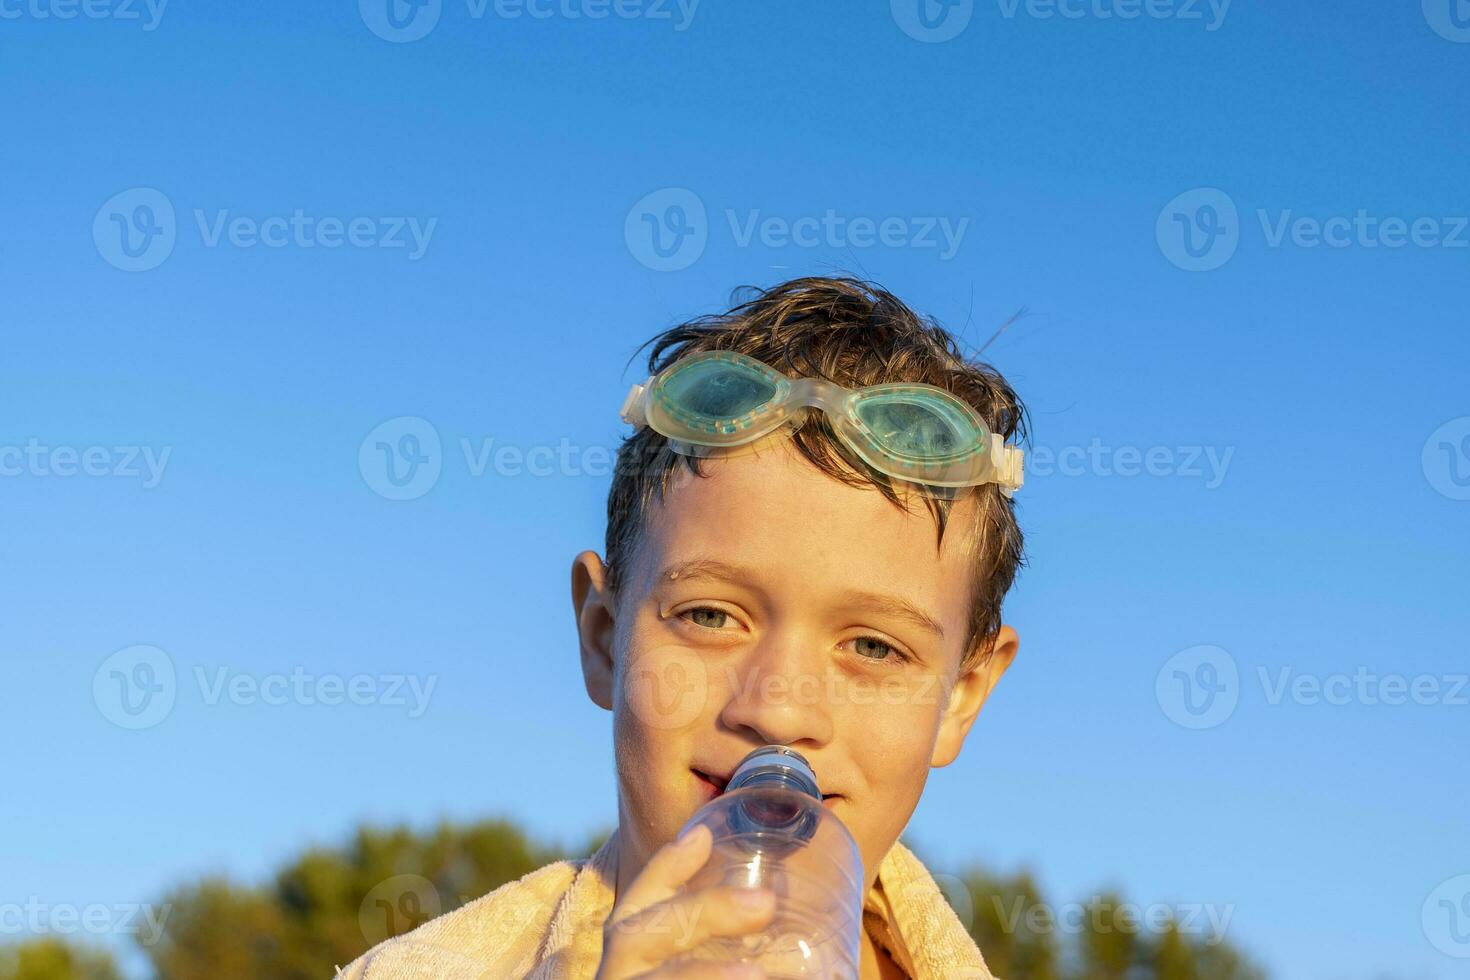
[931,625,1019,768]
[571,550,617,711]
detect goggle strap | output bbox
[989,433,1025,496]
[619,379,652,426]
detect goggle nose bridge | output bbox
[779,376,855,418]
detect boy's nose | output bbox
[716,640,834,749]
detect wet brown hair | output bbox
[604,276,1028,671]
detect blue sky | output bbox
[2,2,1468,977]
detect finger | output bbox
[611,884,776,964]
[612,824,713,923]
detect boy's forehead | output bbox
[635,440,976,611]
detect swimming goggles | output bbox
[619,350,1024,494]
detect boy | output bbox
[341,277,1027,979]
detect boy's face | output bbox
[572,436,1018,895]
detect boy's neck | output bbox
[861,925,908,979]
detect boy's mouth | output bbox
[692,768,729,797]
[692,767,841,808]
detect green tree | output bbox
[0,939,121,980]
[1071,891,1142,980]
[1141,913,1266,980]
[147,878,289,979]
[1192,936,1267,980]
[964,869,1061,980]
[1152,919,1197,980]
[143,818,605,980]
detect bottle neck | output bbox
[726,746,822,800]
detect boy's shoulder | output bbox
[335,855,589,979]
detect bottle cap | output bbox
[727,745,821,800]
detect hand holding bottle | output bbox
[596,823,774,980]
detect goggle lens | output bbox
[659,357,779,427]
[855,390,985,462]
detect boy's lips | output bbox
[691,767,842,808]
[692,767,729,796]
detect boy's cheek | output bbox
[610,641,713,821]
[616,640,716,733]
[612,706,692,829]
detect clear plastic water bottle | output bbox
[670,745,864,978]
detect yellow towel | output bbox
[337,831,995,979]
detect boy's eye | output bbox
[682,606,731,630]
[676,609,909,664]
[850,635,903,663]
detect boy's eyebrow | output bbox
[655,558,946,641]
[655,557,753,587]
[834,589,947,641]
